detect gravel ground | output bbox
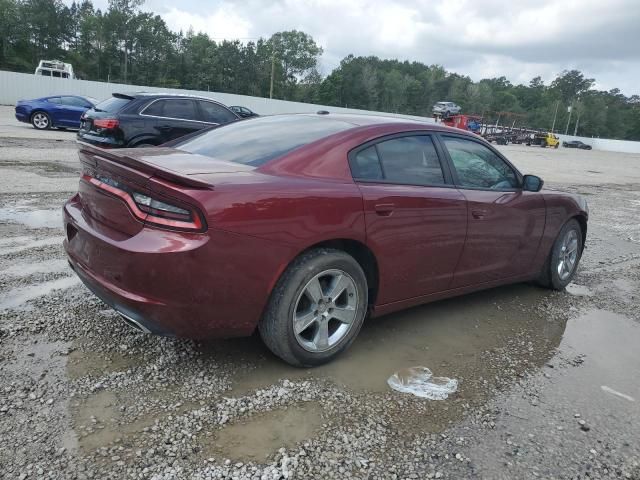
[1,107,639,479]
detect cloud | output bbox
[162,5,252,40]
[67,0,640,95]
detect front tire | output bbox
[31,112,51,130]
[259,248,368,367]
[538,219,583,290]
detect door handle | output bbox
[471,209,489,219]
[374,203,395,216]
[158,125,172,131]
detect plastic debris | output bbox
[387,366,458,400]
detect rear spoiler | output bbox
[112,92,136,100]
[77,142,214,190]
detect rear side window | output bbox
[198,101,237,123]
[175,115,353,166]
[143,99,198,120]
[351,135,445,186]
[94,96,131,113]
[351,146,383,180]
[47,97,61,104]
[60,96,89,107]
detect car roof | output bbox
[229,113,479,140]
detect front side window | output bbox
[442,136,519,190]
[198,101,237,124]
[351,135,445,186]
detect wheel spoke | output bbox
[294,310,317,334]
[304,277,324,303]
[327,273,350,301]
[314,320,329,350]
[330,305,356,324]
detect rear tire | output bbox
[31,112,51,130]
[541,141,547,148]
[538,219,583,290]
[259,248,368,367]
[554,143,559,149]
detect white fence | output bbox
[0,69,429,121]
[1,69,640,154]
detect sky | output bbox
[86,0,640,95]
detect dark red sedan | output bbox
[64,113,588,366]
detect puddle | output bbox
[67,339,139,379]
[565,283,593,296]
[0,235,32,246]
[67,350,135,379]
[215,284,565,397]
[205,402,323,462]
[0,236,63,255]
[0,207,62,229]
[555,309,640,409]
[0,276,80,311]
[72,388,202,451]
[1,259,69,277]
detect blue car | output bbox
[15,95,98,130]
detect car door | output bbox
[58,96,92,127]
[141,98,205,142]
[197,100,238,125]
[350,133,468,304]
[438,134,546,288]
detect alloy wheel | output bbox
[293,269,358,352]
[557,229,579,281]
[33,113,49,129]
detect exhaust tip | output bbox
[117,311,152,334]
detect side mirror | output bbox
[523,174,544,192]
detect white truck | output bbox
[35,60,75,79]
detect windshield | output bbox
[175,115,353,167]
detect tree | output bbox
[267,30,322,100]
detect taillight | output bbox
[94,118,119,129]
[82,174,205,232]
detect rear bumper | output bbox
[63,194,290,339]
[77,131,124,148]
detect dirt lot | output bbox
[1,105,639,479]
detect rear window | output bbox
[94,96,131,113]
[175,115,353,166]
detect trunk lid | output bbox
[77,144,250,236]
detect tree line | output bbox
[1,0,639,140]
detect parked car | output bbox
[229,105,259,118]
[563,140,592,150]
[527,132,559,148]
[432,101,461,117]
[77,93,240,148]
[64,114,588,366]
[15,95,98,130]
